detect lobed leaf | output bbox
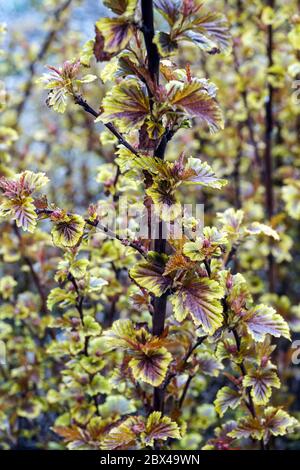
[170,276,224,334]
[214,386,241,417]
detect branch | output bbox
[264,0,276,293]
[67,273,99,415]
[86,219,147,258]
[73,94,139,156]
[141,0,160,84]
[36,208,147,258]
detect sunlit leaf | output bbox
[104,0,137,16]
[214,386,241,417]
[96,17,135,54]
[243,369,280,405]
[130,254,171,296]
[170,276,224,334]
[167,79,224,133]
[99,79,150,132]
[129,346,172,386]
[242,304,290,342]
[143,411,181,446]
[184,157,227,188]
[51,213,85,248]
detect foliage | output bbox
[0,0,299,451]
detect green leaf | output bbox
[167,79,224,133]
[282,180,300,220]
[170,277,224,334]
[69,259,89,279]
[47,287,77,310]
[183,227,227,261]
[83,316,102,337]
[77,74,97,84]
[88,277,108,293]
[47,87,68,113]
[103,319,137,351]
[214,386,241,417]
[88,374,111,395]
[80,39,95,66]
[99,79,150,133]
[243,304,290,342]
[0,275,17,300]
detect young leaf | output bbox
[101,417,138,450]
[245,222,280,241]
[214,386,242,417]
[263,407,299,438]
[130,256,171,296]
[95,17,135,54]
[183,227,228,261]
[99,79,150,133]
[167,79,224,133]
[170,277,224,334]
[184,157,227,188]
[47,287,77,310]
[104,0,137,16]
[0,197,37,232]
[154,0,180,26]
[82,316,102,337]
[180,11,230,54]
[0,171,49,232]
[243,369,280,406]
[228,416,263,441]
[143,411,181,446]
[51,213,85,248]
[242,304,290,342]
[103,319,137,351]
[129,346,172,386]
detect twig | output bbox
[178,375,194,409]
[36,208,147,258]
[141,0,160,84]
[73,94,139,156]
[264,0,276,293]
[68,273,84,326]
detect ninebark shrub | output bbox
[0,0,299,450]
